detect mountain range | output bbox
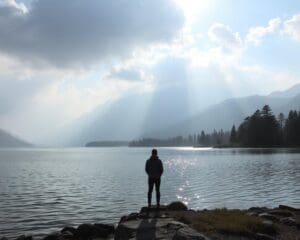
[50,83,300,146]
[0,129,32,148]
[2,83,300,147]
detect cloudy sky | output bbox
[1,0,300,142]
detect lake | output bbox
[0,147,300,238]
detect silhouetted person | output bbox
[145,149,163,207]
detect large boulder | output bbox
[75,224,98,238]
[75,223,114,239]
[115,217,209,240]
[167,202,188,211]
[93,223,115,236]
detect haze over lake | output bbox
[1,147,299,238]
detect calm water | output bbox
[0,147,300,238]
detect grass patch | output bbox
[176,209,277,237]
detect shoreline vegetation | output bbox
[85,105,300,149]
[2,202,299,240]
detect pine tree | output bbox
[230,125,237,143]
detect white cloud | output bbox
[283,14,300,41]
[246,18,281,45]
[208,23,242,53]
[105,66,145,82]
[0,0,28,13]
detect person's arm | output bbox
[160,160,164,176]
[145,160,149,175]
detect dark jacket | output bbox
[145,156,163,179]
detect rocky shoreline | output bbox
[1,202,299,240]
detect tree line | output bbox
[130,105,300,147]
[230,105,300,147]
[129,130,230,147]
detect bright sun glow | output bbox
[175,0,209,21]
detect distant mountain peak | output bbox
[269,83,300,98]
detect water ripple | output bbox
[0,147,300,238]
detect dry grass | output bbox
[175,209,277,237]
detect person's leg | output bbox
[154,178,161,207]
[148,178,154,207]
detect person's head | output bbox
[151,148,158,157]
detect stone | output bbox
[61,226,76,235]
[258,213,279,222]
[60,231,74,239]
[140,206,168,214]
[280,217,300,228]
[269,209,293,217]
[173,227,209,240]
[246,212,258,217]
[248,207,268,214]
[43,233,60,240]
[16,235,33,240]
[261,220,277,236]
[119,213,140,223]
[279,205,299,211]
[93,223,115,236]
[74,223,114,239]
[75,224,98,238]
[255,233,275,240]
[167,202,188,211]
[262,220,273,226]
[115,218,210,240]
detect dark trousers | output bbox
[148,177,161,206]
